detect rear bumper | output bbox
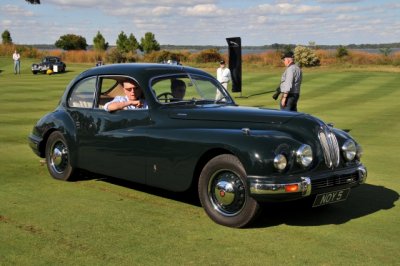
[31,65,49,72]
[248,164,367,202]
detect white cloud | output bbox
[316,0,363,3]
[185,4,223,16]
[152,6,173,16]
[256,16,268,24]
[2,0,399,46]
[336,14,360,20]
[1,19,13,27]
[257,3,322,15]
[0,4,34,17]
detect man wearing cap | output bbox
[279,51,302,111]
[217,60,231,90]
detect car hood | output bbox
[167,105,304,125]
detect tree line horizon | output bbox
[7,42,400,51]
[2,28,399,67]
[2,28,399,51]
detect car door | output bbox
[67,75,150,184]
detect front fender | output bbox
[188,128,304,177]
[31,109,78,165]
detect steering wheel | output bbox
[157,92,175,103]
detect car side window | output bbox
[68,77,97,108]
[152,76,192,103]
[152,74,230,104]
[96,76,126,109]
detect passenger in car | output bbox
[171,79,186,100]
[104,80,148,111]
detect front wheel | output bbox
[198,154,260,228]
[45,131,76,181]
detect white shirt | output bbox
[13,52,20,61]
[104,96,148,111]
[217,67,231,84]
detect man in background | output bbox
[217,60,231,90]
[13,50,21,74]
[279,51,302,111]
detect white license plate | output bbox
[313,188,350,207]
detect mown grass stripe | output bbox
[1,59,399,265]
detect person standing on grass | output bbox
[217,60,231,90]
[12,50,21,74]
[279,51,302,111]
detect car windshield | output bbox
[152,74,233,105]
[43,57,58,63]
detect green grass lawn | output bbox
[0,57,399,265]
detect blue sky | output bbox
[1,0,399,46]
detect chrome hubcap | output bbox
[50,141,68,174]
[208,170,246,216]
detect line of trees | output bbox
[2,28,161,62]
[2,29,160,54]
[53,31,160,54]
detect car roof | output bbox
[62,63,228,109]
[76,63,213,81]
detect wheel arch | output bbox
[191,148,235,191]
[35,110,79,167]
[38,128,57,157]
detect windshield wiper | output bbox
[188,98,215,105]
[215,95,230,104]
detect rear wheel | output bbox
[45,132,76,181]
[198,154,260,228]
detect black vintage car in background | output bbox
[31,56,66,74]
[28,63,367,227]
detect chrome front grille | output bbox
[312,173,359,190]
[318,126,340,168]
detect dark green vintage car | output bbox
[28,63,367,227]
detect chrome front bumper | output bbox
[248,164,367,197]
[249,177,312,196]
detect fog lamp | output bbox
[273,154,287,170]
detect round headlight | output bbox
[296,144,313,167]
[342,139,357,161]
[273,154,287,170]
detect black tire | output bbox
[32,71,38,75]
[45,131,76,181]
[198,154,260,228]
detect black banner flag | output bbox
[226,37,242,92]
